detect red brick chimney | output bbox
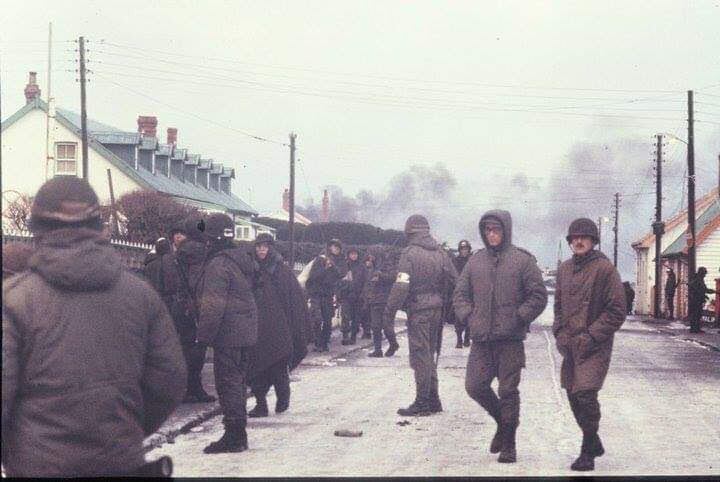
[321,189,330,222]
[137,116,158,137]
[24,71,41,104]
[167,127,177,145]
[282,188,290,211]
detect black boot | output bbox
[489,420,503,454]
[497,425,517,463]
[571,431,603,471]
[455,332,463,349]
[248,397,269,418]
[397,400,433,417]
[463,330,471,347]
[203,423,248,454]
[368,330,384,357]
[384,331,399,357]
[349,332,357,345]
[428,388,443,413]
[275,382,291,414]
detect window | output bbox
[55,142,77,175]
[235,225,250,240]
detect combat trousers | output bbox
[181,342,208,395]
[309,295,334,347]
[370,303,396,341]
[213,346,249,427]
[455,322,470,345]
[567,389,601,436]
[406,307,442,404]
[250,357,290,403]
[665,295,675,319]
[340,300,362,336]
[465,340,525,428]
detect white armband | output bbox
[396,272,410,283]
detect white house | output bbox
[1,72,274,241]
[632,186,719,316]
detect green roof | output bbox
[662,199,720,258]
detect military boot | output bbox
[428,388,443,413]
[497,425,517,463]
[275,382,291,414]
[248,397,269,418]
[397,400,433,417]
[571,431,604,471]
[368,330,384,357]
[455,332,463,349]
[489,417,503,454]
[463,330,471,347]
[349,330,357,345]
[384,331,400,357]
[203,422,248,454]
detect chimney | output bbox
[167,127,178,145]
[321,189,330,222]
[137,116,158,137]
[24,71,41,104]
[282,189,290,211]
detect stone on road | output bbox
[147,305,719,477]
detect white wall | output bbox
[2,107,142,204]
[698,228,720,275]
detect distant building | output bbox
[1,72,274,241]
[261,189,313,226]
[632,187,719,316]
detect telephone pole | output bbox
[613,193,620,268]
[687,90,696,278]
[652,134,665,317]
[288,133,297,270]
[78,36,89,180]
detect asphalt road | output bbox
[148,302,720,477]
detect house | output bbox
[632,186,719,316]
[1,72,274,241]
[261,189,313,226]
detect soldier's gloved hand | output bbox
[573,333,596,360]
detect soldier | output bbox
[195,213,258,453]
[338,247,367,345]
[2,177,186,476]
[452,240,473,348]
[306,238,348,352]
[384,215,458,416]
[364,251,400,357]
[247,233,308,417]
[453,210,547,464]
[554,218,626,471]
[664,267,678,319]
[688,266,715,334]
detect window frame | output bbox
[55,142,78,176]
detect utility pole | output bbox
[687,90,696,279]
[45,22,53,180]
[288,133,297,270]
[106,169,120,237]
[613,193,620,268]
[652,134,665,318]
[597,216,603,251]
[78,36,89,180]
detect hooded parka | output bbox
[1,228,186,477]
[553,250,626,393]
[453,210,548,341]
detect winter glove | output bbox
[573,333,596,361]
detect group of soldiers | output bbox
[4,175,687,476]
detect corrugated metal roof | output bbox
[662,200,720,257]
[92,131,141,145]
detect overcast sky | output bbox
[2,0,719,276]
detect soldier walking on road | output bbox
[554,218,626,471]
[2,177,186,477]
[453,210,547,464]
[384,215,458,416]
[451,240,473,348]
[196,213,259,454]
[306,238,348,352]
[688,266,715,334]
[364,252,400,357]
[664,267,678,319]
[338,247,367,345]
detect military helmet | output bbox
[204,213,235,241]
[458,239,472,251]
[327,238,342,249]
[254,233,275,246]
[566,218,599,244]
[183,214,206,241]
[30,176,101,231]
[404,214,430,235]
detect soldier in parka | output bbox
[384,215,458,416]
[451,240,473,348]
[247,234,309,417]
[554,218,626,472]
[453,210,547,464]
[2,177,186,477]
[338,247,368,345]
[688,266,715,333]
[363,251,400,357]
[195,213,259,453]
[306,238,348,351]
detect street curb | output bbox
[143,406,222,453]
